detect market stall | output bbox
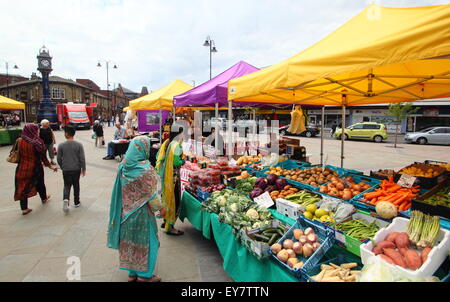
[174,3,450,282]
[228,3,450,168]
[0,95,25,145]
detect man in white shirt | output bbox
[103,122,127,160]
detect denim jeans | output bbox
[107,142,114,157]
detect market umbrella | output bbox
[228,3,450,167]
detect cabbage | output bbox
[255,178,268,190]
[250,188,264,198]
[266,174,278,185]
[275,178,288,190]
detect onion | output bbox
[304,227,315,236]
[352,184,361,192]
[307,233,318,243]
[293,229,303,240]
[312,242,321,251]
[302,243,314,258]
[277,249,289,263]
[293,242,303,255]
[342,191,352,201]
[336,182,345,191]
[293,262,304,269]
[271,243,282,254]
[286,249,296,259]
[299,235,308,245]
[283,239,294,250]
[287,257,299,268]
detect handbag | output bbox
[91,132,97,139]
[6,138,20,164]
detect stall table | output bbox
[111,141,130,161]
[0,128,22,145]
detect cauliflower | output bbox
[217,196,227,207]
[376,201,398,219]
[245,208,259,220]
[229,203,239,213]
[252,222,262,229]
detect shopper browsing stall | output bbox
[103,122,127,160]
[108,136,165,282]
[156,129,185,235]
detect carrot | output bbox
[403,203,412,211]
[398,202,409,211]
[393,194,409,206]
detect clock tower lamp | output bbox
[36,46,58,126]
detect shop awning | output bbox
[228,4,450,106]
[129,80,193,111]
[0,95,25,110]
[174,61,259,107]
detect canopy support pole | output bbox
[340,94,347,168]
[215,102,219,156]
[23,108,27,124]
[228,101,233,160]
[320,106,324,165]
[159,109,162,145]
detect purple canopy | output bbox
[174,61,260,108]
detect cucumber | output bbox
[262,230,277,237]
[268,233,280,246]
[254,234,270,242]
[276,229,285,237]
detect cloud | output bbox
[0,0,448,94]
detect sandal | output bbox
[137,275,161,282]
[22,209,33,215]
[128,275,138,282]
[42,195,51,204]
[166,229,184,236]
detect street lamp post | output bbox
[97,60,117,119]
[1,61,19,98]
[203,36,219,154]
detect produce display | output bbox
[248,224,289,246]
[199,184,226,194]
[236,155,262,167]
[335,219,380,241]
[271,227,322,269]
[406,211,440,249]
[236,170,252,180]
[319,176,371,200]
[438,163,450,171]
[247,163,264,171]
[235,177,257,195]
[310,262,360,282]
[250,174,288,199]
[372,169,395,178]
[421,186,450,208]
[202,189,273,230]
[314,200,355,224]
[268,166,338,187]
[283,190,322,207]
[398,164,445,178]
[362,176,419,213]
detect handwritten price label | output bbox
[397,174,417,188]
[253,192,275,208]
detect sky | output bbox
[0,0,448,93]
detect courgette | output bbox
[254,234,270,242]
[268,233,280,246]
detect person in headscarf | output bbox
[93,120,104,147]
[107,136,165,282]
[14,124,58,215]
[155,128,185,235]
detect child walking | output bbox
[57,126,86,213]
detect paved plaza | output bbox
[0,126,232,282]
[0,126,449,282]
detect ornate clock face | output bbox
[41,59,50,67]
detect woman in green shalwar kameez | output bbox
[107,136,165,282]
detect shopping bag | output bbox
[91,132,97,139]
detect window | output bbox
[51,87,65,99]
[352,124,364,129]
[363,124,380,129]
[432,128,446,134]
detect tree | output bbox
[386,102,419,148]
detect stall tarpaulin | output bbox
[129,79,193,111]
[137,110,170,132]
[174,61,260,108]
[228,4,450,105]
[0,95,25,110]
[228,3,450,167]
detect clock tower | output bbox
[36,46,58,125]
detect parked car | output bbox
[334,122,387,143]
[404,126,450,145]
[279,124,320,137]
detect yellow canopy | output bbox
[129,79,193,111]
[0,95,25,110]
[228,4,450,106]
[123,106,130,112]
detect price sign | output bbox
[253,192,275,208]
[397,174,417,188]
[179,168,191,193]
